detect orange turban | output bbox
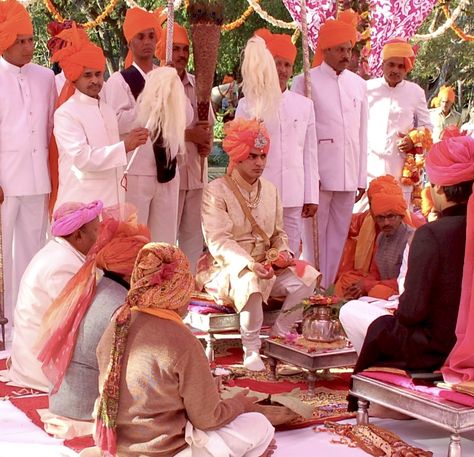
[312,9,358,67]
[0,0,33,54]
[123,7,162,68]
[438,85,456,103]
[382,37,415,72]
[368,175,408,217]
[255,28,297,65]
[155,22,189,62]
[51,24,105,82]
[223,118,270,175]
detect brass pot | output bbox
[302,305,342,343]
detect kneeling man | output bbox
[199,118,320,371]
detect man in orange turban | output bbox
[430,85,461,142]
[342,137,473,414]
[104,8,187,247]
[199,117,320,371]
[364,38,431,210]
[52,25,148,212]
[236,31,319,255]
[292,9,368,288]
[0,0,58,339]
[335,175,414,303]
[156,20,212,273]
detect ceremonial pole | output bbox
[165,0,175,64]
[300,0,319,270]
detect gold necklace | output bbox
[232,178,262,209]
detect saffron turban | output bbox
[312,9,358,67]
[0,0,33,54]
[368,175,407,217]
[123,7,162,68]
[51,200,103,237]
[255,28,297,65]
[438,85,456,103]
[382,37,415,72]
[223,118,270,175]
[51,24,105,82]
[155,22,189,62]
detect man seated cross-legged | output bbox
[198,118,320,372]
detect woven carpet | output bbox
[0,338,354,452]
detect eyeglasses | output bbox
[374,214,401,223]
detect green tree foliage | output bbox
[409,0,474,111]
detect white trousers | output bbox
[175,412,274,457]
[339,299,392,354]
[240,269,316,352]
[1,194,48,333]
[178,189,204,274]
[125,175,179,244]
[302,190,355,287]
[283,207,303,256]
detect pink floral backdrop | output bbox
[283,0,437,76]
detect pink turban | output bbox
[51,200,103,237]
[222,118,270,175]
[429,136,474,384]
[426,137,474,187]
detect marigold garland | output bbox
[247,0,297,30]
[43,0,119,29]
[442,4,474,41]
[222,3,255,32]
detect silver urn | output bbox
[302,305,342,343]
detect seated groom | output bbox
[335,175,415,300]
[198,118,320,372]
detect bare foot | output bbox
[368,403,413,420]
[260,439,277,457]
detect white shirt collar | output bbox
[73,89,101,105]
[0,56,29,75]
[320,61,343,79]
[132,61,157,79]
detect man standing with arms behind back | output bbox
[292,11,368,287]
[0,0,57,337]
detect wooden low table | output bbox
[187,309,280,361]
[350,374,474,457]
[263,338,357,396]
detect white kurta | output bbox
[291,61,367,192]
[0,57,56,331]
[291,62,368,286]
[430,107,461,143]
[103,63,192,243]
[366,78,431,185]
[53,90,127,210]
[3,238,85,392]
[236,90,319,254]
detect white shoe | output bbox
[243,351,266,372]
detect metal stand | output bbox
[448,433,461,457]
